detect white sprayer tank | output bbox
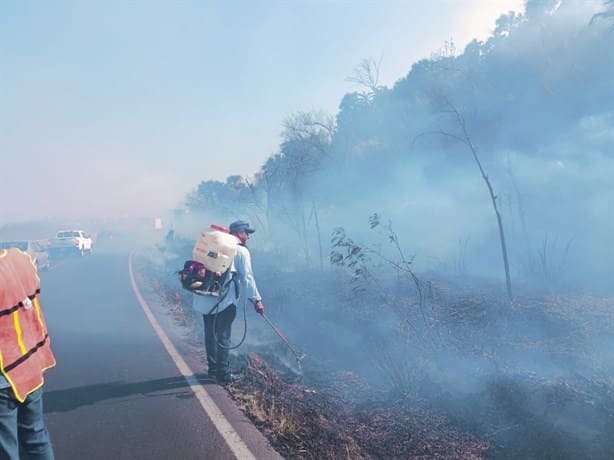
[192,228,237,273]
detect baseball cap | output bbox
[229,220,255,234]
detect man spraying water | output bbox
[190,220,264,385]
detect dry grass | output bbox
[227,352,487,460]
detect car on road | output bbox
[51,230,93,256]
[0,240,51,270]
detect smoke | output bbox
[284,0,614,295]
[173,3,613,452]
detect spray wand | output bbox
[260,312,305,376]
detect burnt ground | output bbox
[227,351,488,460]
[138,249,614,460]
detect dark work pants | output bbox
[203,304,237,382]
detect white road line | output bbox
[128,252,256,460]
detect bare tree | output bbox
[257,154,285,230]
[415,97,514,301]
[276,111,335,264]
[243,176,267,232]
[345,57,384,100]
[282,111,335,153]
[308,201,324,271]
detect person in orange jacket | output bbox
[0,247,56,460]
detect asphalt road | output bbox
[40,251,280,460]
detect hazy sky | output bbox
[0,0,525,223]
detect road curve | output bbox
[41,251,280,460]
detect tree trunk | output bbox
[457,110,513,301]
[311,202,324,271]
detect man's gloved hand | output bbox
[253,300,264,315]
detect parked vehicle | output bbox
[0,240,51,270]
[50,230,93,256]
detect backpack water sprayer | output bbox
[178,224,237,297]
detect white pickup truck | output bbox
[51,230,93,256]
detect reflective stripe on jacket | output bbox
[0,248,56,402]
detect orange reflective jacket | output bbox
[0,248,56,402]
